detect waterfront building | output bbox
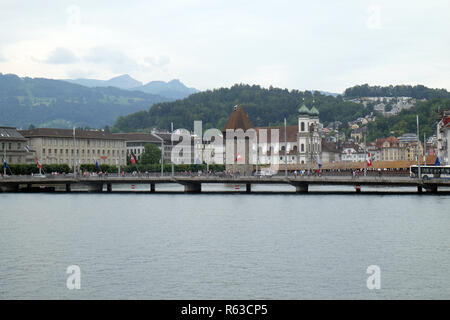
[19,128,127,167]
[398,133,419,144]
[0,127,34,164]
[112,132,181,164]
[340,142,366,162]
[321,139,341,163]
[376,136,406,161]
[404,141,423,161]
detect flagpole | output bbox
[3,147,5,175]
[171,122,174,177]
[73,127,76,177]
[423,133,426,165]
[417,115,421,178]
[364,134,367,177]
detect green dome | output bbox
[310,106,319,116]
[298,104,311,115]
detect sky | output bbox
[0,0,449,93]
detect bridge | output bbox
[1,175,449,193]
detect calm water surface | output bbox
[0,191,449,299]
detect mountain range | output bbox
[64,74,198,100]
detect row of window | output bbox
[1,142,22,150]
[42,148,125,156]
[41,138,124,148]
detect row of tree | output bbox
[1,163,226,175]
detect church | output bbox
[222,101,322,174]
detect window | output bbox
[301,122,305,132]
[301,144,304,152]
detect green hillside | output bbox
[113,84,450,141]
[113,84,372,132]
[0,73,169,129]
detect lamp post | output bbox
[171,122,174,176]
[416,115,421,178]
[152,133,164,177]
[2,145,6,176]
[73,127,76,177]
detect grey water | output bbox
[0,191,449,299]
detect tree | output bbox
[139,143,162,165]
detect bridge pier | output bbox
[87,183,103,192]
[184,182,201,193]
[0,184,19,192]
[424,184,438,193]
[106,183,112,192]
[150,183,155,193]
[246,183,251,193]
[294,183,309,193]
[65,183,71,192]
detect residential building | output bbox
[341,142,366,162]
[404,141,423,161]
[437,110,450,165]
[0,126,34,164]
[397,133,418,144]
[376,136,405,161]
[321,139,340,163]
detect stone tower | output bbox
[222,105,255,175]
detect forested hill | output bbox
[344,84,450,99]
[0,73,170,129]
[113,84,371,132]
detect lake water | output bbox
[1,189,449,299]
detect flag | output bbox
[236,152,243,162]
[35,157,43,170]
[94,158,100,170]
[130,154,136,164]
[366,152,373,167]
[434,154,441,166]
[24,145,30,152]
[317,154,322,169]
[3,158,7,168]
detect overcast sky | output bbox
[0,0,449,93]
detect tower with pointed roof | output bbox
[222,105,255,175]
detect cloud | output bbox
[0,53,5,62]
[44,47,78,64]
[66,69,94,79]
[84,47,142,73]
[144,55,170,67]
